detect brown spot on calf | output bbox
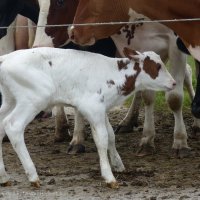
[143,56,161,79]
[120,63,141,96]
[117,60,130,70]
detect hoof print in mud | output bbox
[136,144,156,157]
[67,144,86,154]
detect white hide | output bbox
[0,47,175,185]
[32,0,53,47]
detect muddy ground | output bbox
[1,106,200,200]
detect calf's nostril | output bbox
[173,81,176,87]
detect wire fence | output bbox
[1,17,200,29]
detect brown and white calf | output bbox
[0,47,175,188]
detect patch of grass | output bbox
[124,56,196,111]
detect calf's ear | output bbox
[123,47,141,62]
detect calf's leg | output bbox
[0,97,15,186]
[79,105,118,188]
[106,116,125,172]
[3,104,40,187]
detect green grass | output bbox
[125,56,196,111]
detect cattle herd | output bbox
[0,0,200,190]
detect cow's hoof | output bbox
[67,144,85,154]
[31,180,40,188]
[3,135,9,143]
[0,181,12,187]
[171,147,191,159]
[136,144,155,157]
[114,125,133,134]
[107,181,119,189]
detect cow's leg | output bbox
[192,61,200,118]
[136,90,156,156]
[0,95,15,186]
[106,116,125,172]
[15,15,29,50]
[185,62,200,138]
[167,48,190,158]
[54,106,70,142]
[115,91,142,133]
[67,109,85,154]
[3,104,40,187]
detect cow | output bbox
[32,0,198,156]
[69,0,200,118]
[0,47,176,188]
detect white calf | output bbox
[0,47,175,187]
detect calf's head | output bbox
[123,48,176,92]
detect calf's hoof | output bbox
[31,180,40,188]
[172,147,192,159]
[0,181,12,187]
[136,143,155,157]
[67,144,85,154]
[106,181,119,189]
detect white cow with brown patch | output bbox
[0,47,175,188]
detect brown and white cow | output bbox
[70,0,200,61]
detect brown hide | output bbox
[45,0,79,47]
[72,0,200,48]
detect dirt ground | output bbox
[1,106,200,200]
